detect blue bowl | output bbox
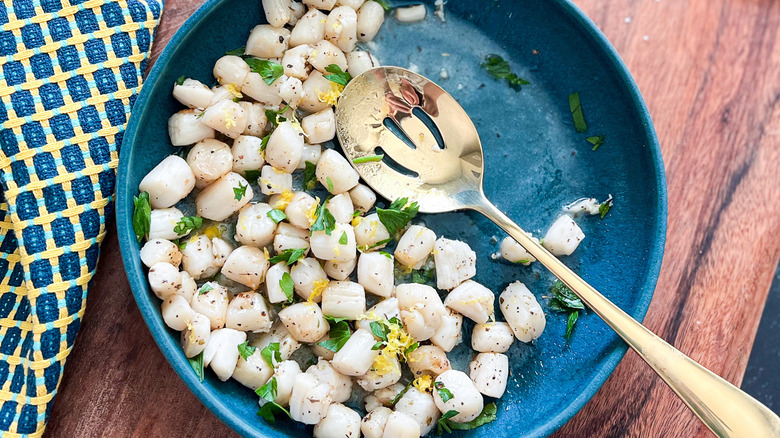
[117,0,667,436]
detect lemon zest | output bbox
[273,190,295,210]
[308,278,329,303]
[317,82,344,107]
[351,216,363,227]
[412,375,434,393]
[263,247,270,259]
[370,318,417,375]
[225,83,243,99]
[306,198,320,226]
[368,220,378,238]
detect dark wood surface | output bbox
[44,0,780,436]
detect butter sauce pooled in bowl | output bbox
[117,0,667,437]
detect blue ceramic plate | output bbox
[117,1,666,437]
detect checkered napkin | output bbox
[0,0,162,435]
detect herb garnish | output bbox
[599,194,613,219]
[256,377,293,423]
[233,182,248,201]
[269,248,307,265]
[175,75,186,86]
[435,381,454,402]
[376,197,419,235]
[265,105,289,128]
[198,283,213,295]
[133,191,151,242]
[548,280,585,338]
[225,46,246,56]
[244,58,284,85]
[238,341,256,360]
[374,0,392,11]
[310,201,336,236]
[267,208,287,224]
[481,54,530,90]
[260,342,282,367]
[353,154,384,164]
[338,231,348,245]
[188,351,204,382]
[244,169,262,181]
[437,403,498,434]
[303,161,317,190]
[586,135,604,151]
[174,216,203,235]
[260,133,270,151]
[323,64,352,86]
[280,272,295,303]
[326,176,334,192]
[317,317,351,352]
[569,92,588,132]
[379,250,392,259]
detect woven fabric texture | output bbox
[0,0,162,436]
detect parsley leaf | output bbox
[411,266,435,284]
[233,182,248,201]
[360,237,393,252]
[481,54,530,90]
[260,133,270,151]
[390,381,413,406]
[225,46,246,56]
[436,410,459,435]
[175,75,186,86]
[405,342,419,355]
[338,231,348,245]
[303,161,317,190]
[324,315,351,324]
[353,154,384,164]
[569,92,588,132]
[188,351,204,382]
[374,0,392,11]
[244,169,262,181]
[435,381,454,402]
[376,197,419,235]
[267,208,287,224]
[198,283,213,295]
[310,201,336,236]
[548,280,584,339]
[599,194,613,219]
[586,135,604,151]
[133,191,151,242]
[280,272,295,303]
[446,403,498,431]
[316,319,351,352]
[370,321,389,341]
[269,248,307,265]
[323,64,352,86]
[244,58,284,85]
[260,342,282,367]
[256,377,293,423]
[379,250,392,259]
[326,176,334,192]
[173,216,203,235]
[265,105,289,128]
[238,341,256,360]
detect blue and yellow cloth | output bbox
[0,0,162,435]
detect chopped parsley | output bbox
[360,237,393,252]
[338,231,348,245]
[374,0,392,11]
[370,320,390,341]
[569,92,588,133]
[586,135,604,151]
[280,272,295,303]
[244,58,284,85]
[435,381,454,402]
[233,182,248,201]
[376,197,419,235]
[132,191,151,242]
[238,341,256,360]
[269,248,307,265]
[480,54,530,90]
[316,318,351,352]
[267,208,287,223]
[256,377,292,423]
[379,250,392,259]
[310,201,336,236]
[175,75,186,86]
[265,105,289,128]
[173,216,203,235]
[260,133,270,151]
[411,265,435,284]
[323,64,352,86]
[326,176,334,192]
[198,283,213,295]
[303,161,317,190]
[548,280,585,338]
[260,342,282,367]
[405,341,419,355]
[188,351,204,382]
[599,194,613,219]
[225,46,245,56]
[437,403,498,434]
[244,169,262,181]
[353,154,384,164]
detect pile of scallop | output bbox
[134,1,590,436]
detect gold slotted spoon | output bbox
[334,66,780,437]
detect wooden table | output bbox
[44,0,780,436]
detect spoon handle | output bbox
[472,198,780,438]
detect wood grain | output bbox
[44,0,780,436]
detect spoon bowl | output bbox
[335,66,780,438]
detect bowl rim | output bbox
[116,0,668,436]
